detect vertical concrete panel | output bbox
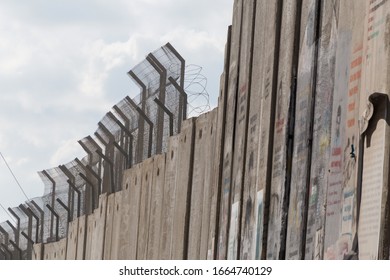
[66,218,79,260]
[146,154,166,259]
[32,244,42,260]
[267,0,299,260]
[286,0,317,260]
[188,111,213,259]
[43,239,67,260]
[207,27,232,260]
[171,118,195,259]
[323,0,365,260]
[304,0,338,260]
[217,0,243,260]
[358,0,390,260]
[137,157,154,260]
[103,193,115,260]
[110,191,123,259]
[84,214,94,259]
[76,215,86,260]
[159,135,179,259]
[253,0,283,260]
[118,164,142,259]
[240,0,267,260]
[200,109,218,259]
[227,0,256,260]
[90,193,108,260]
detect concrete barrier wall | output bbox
[33,0,390,260]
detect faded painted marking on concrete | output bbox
[267,0,299,260]
[147,154,166,259]
[66,218,79,260]
[323,30,351,259]
[228,0,256,260]
[118,164,142,259]
[159,135,179,259]
[137,157,154,260]
[218,0,244,260]
[286,0,317,260]
[240,0,267,260]
[304,0,338,260]
[76,215,86,260]
[171,118,195,259]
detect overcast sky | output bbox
[0,0,234,223]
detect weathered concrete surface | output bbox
[267,0,300,260]
[227,0,256,260]
[146,154,166,259]
[89,193,108,259]
[103,193,115,260]
[171,118,195,259]
[43,239,67,260]
[188,109,218,259]
[66,218,79,260]
[118,164,142,259]
[207,26,232,260]
[188,112,212,259]
[159,135,179,259]
[285,0,322,260]
[240,0,267,260]
[76,215,86,260]
[304,0,338,260]
[137,157,154,259]
[32,244,42,260]
[201,108,218,259]
[358,0,390,260]
[217,0,243,260]
[109,192,122,259]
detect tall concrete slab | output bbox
[250,0,283,260]
[358,0,390,260]
[137,157,154,260]
[118,164,142,259]
[32,244,42,260]
[103,193,115,260]
[200,109,218,259]
[267,0,300,260]
[240,0,267,261]
[188,110,215,259]
[304,0,338,260]
[217,0,243,260]
[187,112,209,259]
[76,215,86,260]
[89,193,108,259]
[84,214,94,259]
[171,118,195,259]
[323,0,365,260]
[285,0,317,260]
[66,218,79,259]
[43,239,67,260]
[146,154,166,259]
[159,135,179,259]
[110,191,123,259]
[207,27,232,260]
[227,0,256,260]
